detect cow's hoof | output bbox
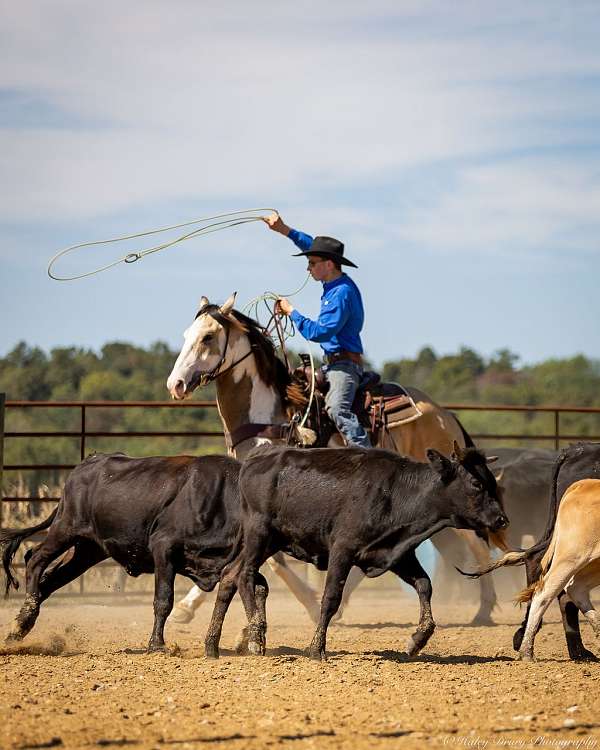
[5,631,23,644]
[168,605,195,625]
[571,649,598,662]
[403,636,420,658]
[146,643,166,654]
[512,628,525,651]
[204,642,220,660]
[306,645,327,661]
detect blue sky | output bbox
[1,1,599,371]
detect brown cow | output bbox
[516,478,600,661]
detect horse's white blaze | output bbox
[167,316,224,397]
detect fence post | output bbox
[0,393,5,506]
[80,404,86,462]
[0,393,6,512]
[554,410,560,451]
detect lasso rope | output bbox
[48,205,318,430]
[242,277,316,428]
[47,208,277,281]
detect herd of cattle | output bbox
[1,440,599,663]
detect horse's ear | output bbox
[220,292,237,316]
[199,295,209,308]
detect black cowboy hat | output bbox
[292,236,358,268]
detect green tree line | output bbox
[1,340,599,493]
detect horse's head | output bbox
[167,292,248,399]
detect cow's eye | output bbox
[202,334,214,344]
[470,478,483,491]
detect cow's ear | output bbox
[486,455,499,464]
[199,295,209,308]
[451,440,465,462]
[426,449,455,483]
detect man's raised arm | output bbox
[264,213,313,252]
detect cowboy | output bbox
[265,213,371,448]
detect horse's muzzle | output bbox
[169,378,187,400]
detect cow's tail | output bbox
[537,446,570,548]
[457,536,551,579]
[0,507,58,596]
[458,447,570,579]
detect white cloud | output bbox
[1,1,599,224]
[396,158,600,260]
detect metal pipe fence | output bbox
[1,397,599,595]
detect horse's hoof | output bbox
[168,605,195,625]
[471,614,495,627]
[248,641,265,656]
[517,651,534,662]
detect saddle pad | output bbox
[382,393,423,427]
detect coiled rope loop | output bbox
[47,208,277,281]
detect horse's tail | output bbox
[452,413,476,448]
[0,508,58,596]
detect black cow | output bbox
[461,442,600,661]
[1,452,242,652]
[204,441,507,661]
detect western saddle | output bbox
[291,354,423,447]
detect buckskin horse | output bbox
[166,293,505,627]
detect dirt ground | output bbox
[1,585,600,750]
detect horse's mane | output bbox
[230,309,290,396]
[200,304,306,409]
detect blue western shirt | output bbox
[287,229,365,355]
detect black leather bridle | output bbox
[192,305,253,386]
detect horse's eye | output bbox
[202,334,213,344]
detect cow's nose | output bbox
[494,514,509,531]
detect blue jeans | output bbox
[324,361,372,448]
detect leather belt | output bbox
[325,350,363,366]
